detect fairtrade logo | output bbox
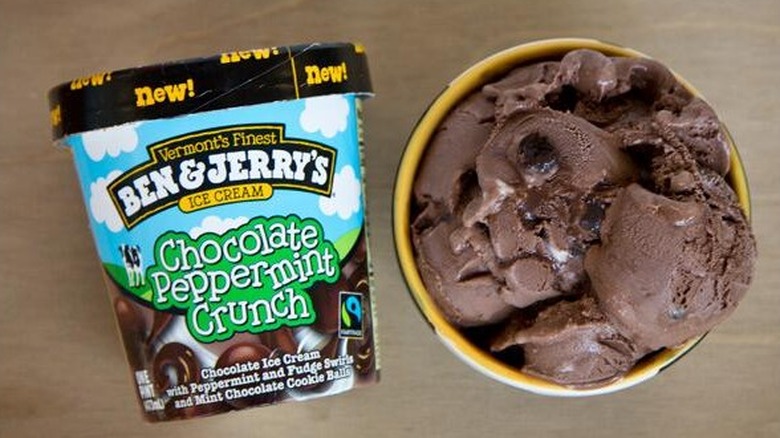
[338,292,363,339]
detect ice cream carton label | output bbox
[50,43,378,421]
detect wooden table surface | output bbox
[2,1,779,437]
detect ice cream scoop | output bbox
[395,38,755,395]
[586,182,754,351]
[492,297,646,387]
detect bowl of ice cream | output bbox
[394,38,755,396]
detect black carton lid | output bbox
[48,42,372,140]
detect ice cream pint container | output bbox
[49,42,379,421]
[394,38,752,396]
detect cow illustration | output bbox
[119,244,145,288]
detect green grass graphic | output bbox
[103,263,153,302]
[333,227,361,260]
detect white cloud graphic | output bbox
[299,95,350,138]
[82,122,141,161]
[319,165,361,220]
[89,170,124,232]
[189,215,249,239]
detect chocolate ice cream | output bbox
[411,49,755,388]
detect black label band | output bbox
[49,43,372,139]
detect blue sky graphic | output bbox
[64,95,365,271]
